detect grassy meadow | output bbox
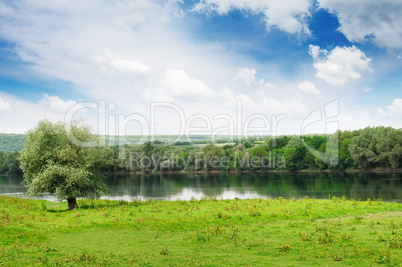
[1,195,402,266]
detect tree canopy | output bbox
[19,120,111,210]
[0,133,27,151]
[0,151,21,174]
[3,125,401,178]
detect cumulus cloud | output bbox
[298,81,321,96]
[93,49,150,76]
[193,0,312,35]
[308,44,321,60]
[38,93,79,113]
[161,68,214,100]
[318,0,402,53]
[256,87,309,115]
[236,68,257,85]
[1,0,400,135]
[0,96,11,111]
[217,86,309,117]
[377,98,402,116]
[0,93,95,133]
[0,1,242,116]
[309,45,373,85]
[217,87,255,107]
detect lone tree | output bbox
[19,120,111,210]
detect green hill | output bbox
[0,133,235,152]
[0,134,27,151]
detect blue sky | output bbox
[0,0,401,136]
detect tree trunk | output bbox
[67,197,78,210]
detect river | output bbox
[1,172,402,202]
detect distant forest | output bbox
[0,126,401,175]
[0,134,27,152]
[0,134,230,152]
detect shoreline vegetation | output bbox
[115,168,402,175]
[1,195,402,266]
[0,125,401,175]
[1,168,402,178]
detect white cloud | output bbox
[217,87,255,108]
[0,93,96,133]
[310,45,373,85]
[377,98,402,116]
[308,45,321,60]
[318,0,402,53]
[376,108,388,117]
[193,0,312,35]
[216,86,309,118]
[256,91,286,112]
[339,109,376,131]
[236,68,257,85]
[298,81,321,96]
[0,96,11,111]
[386,99,402,115]
[259,79,276,91]
[93,48,150,76]
[161,68,214,100]
[165,0,186,18]
[38,93,79,113]
[363,87,372,93]
[1,0,400,135]
[0,1,242,115]
[256,87,309,115]
[217,87,235,101]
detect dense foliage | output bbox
[0,133,27,152]
[118,126,401,172]
[18,120,112,209]
[0,151,22,174]
[1,126,401,175]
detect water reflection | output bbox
[1,172,402,202]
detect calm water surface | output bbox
[1,172,402,202]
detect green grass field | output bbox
[1,195,402,266]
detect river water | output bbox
[1,172,402,202]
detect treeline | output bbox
[0,133,233,151]
[1,126,400,175]
[173,139,231,146]
[0,134,27,152]
[116,126,401,172]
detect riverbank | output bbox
[115,168,402,175]
[2,168,402,177]
[1,195,402,266]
